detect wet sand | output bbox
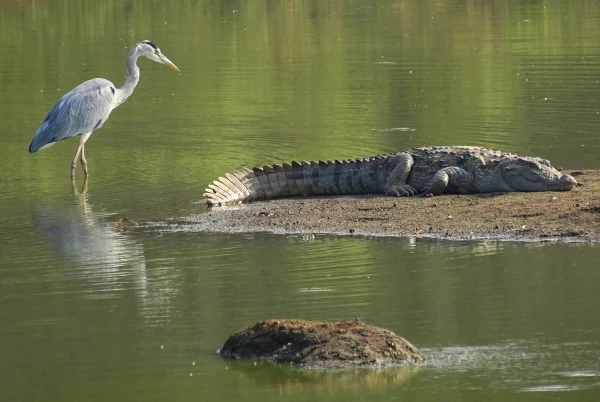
[190,170,600,242]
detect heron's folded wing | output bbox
[29,78,116,152]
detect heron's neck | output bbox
[114,48,141,107]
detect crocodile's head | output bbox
[499,158,577,192]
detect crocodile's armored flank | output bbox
[203,146,577,206]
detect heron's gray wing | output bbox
[29,78,116,153]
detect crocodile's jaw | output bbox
[501,161,577,192]
[555,174,578,191]
[510,174,576,192]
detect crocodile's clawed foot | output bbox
[417,188,434,197]
[385,184,418,197]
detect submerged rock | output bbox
[219,319,426,368]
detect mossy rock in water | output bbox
[219,319,426,368]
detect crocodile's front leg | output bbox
[422,166,474,196]
[383,153,418,196]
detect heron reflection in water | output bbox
[29,41,180,179]
[32,181,152,303]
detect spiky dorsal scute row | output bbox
[407,146,553,170]
[203,155,391,205]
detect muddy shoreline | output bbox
[189,170,600,243]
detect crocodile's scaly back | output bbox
[203,146,577,206]
[203,156,392,205]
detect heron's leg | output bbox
[71,145,83,179]
[79,132,92,177]
[80,145,88,177]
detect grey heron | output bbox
[28,40,180,178]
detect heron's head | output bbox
[138,40,180,72]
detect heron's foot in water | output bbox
[71,176,88,196]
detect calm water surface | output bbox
[1,1,600,401]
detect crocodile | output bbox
[203,146,577,206]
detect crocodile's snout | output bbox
[559,174,577,190]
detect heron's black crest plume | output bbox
[142,40,158,49]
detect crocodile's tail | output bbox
[203,157,388,206]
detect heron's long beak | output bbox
[160,54,180,72]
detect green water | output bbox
[1,1,600,400]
